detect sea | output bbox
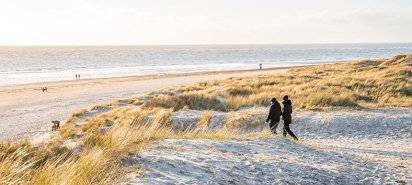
[1,43,412,86]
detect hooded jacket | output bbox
[266,101,282,123]
[282,99,292,120]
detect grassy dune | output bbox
[147,54,412,111]
[1,54,411,184]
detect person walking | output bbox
[266,97,282,134]
[282,95,298,141]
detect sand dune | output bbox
[0,67,289,141]
[127,109,412,184]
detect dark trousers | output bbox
[269,121,279,133]
[283,119,298,141]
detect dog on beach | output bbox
[51,120,60,131]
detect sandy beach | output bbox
[0,67,291,141]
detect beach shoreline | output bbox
[0,65,307,88]
[0,66,299,141]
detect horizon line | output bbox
[1,42,412,47]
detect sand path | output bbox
[0,67,289,141]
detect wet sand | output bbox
[0,67,292,141]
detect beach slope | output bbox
[0,68,288,141]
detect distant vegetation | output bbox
[146,54,412,111]
[1,54,411,184]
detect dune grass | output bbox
[197,111,213,129]
[0,107,172,184]
[1,54,411,184]
[142,92,227,111]
[0,106,264,184]
[150,54,412,111]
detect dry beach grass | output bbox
[0,64,289,141]
[1,54,411,184]
[148,54,412,111]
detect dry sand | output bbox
[0,67,290,141]
[128,109,412,184]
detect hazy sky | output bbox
[1,0,411,45]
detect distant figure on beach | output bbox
[266,97,282,134]
[42,87,48,92]
[51,120,60,131]
[282,95,298,141]
[78,74,80,79]
[259,64,262,70]
[75,74,78,79]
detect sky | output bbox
[0,0,411,45]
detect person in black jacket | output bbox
[266,98,282,134]
[282,95,298,141]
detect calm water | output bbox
[1,43,412,86]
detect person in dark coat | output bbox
[266,97,282,134]
[282,95,298,141]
